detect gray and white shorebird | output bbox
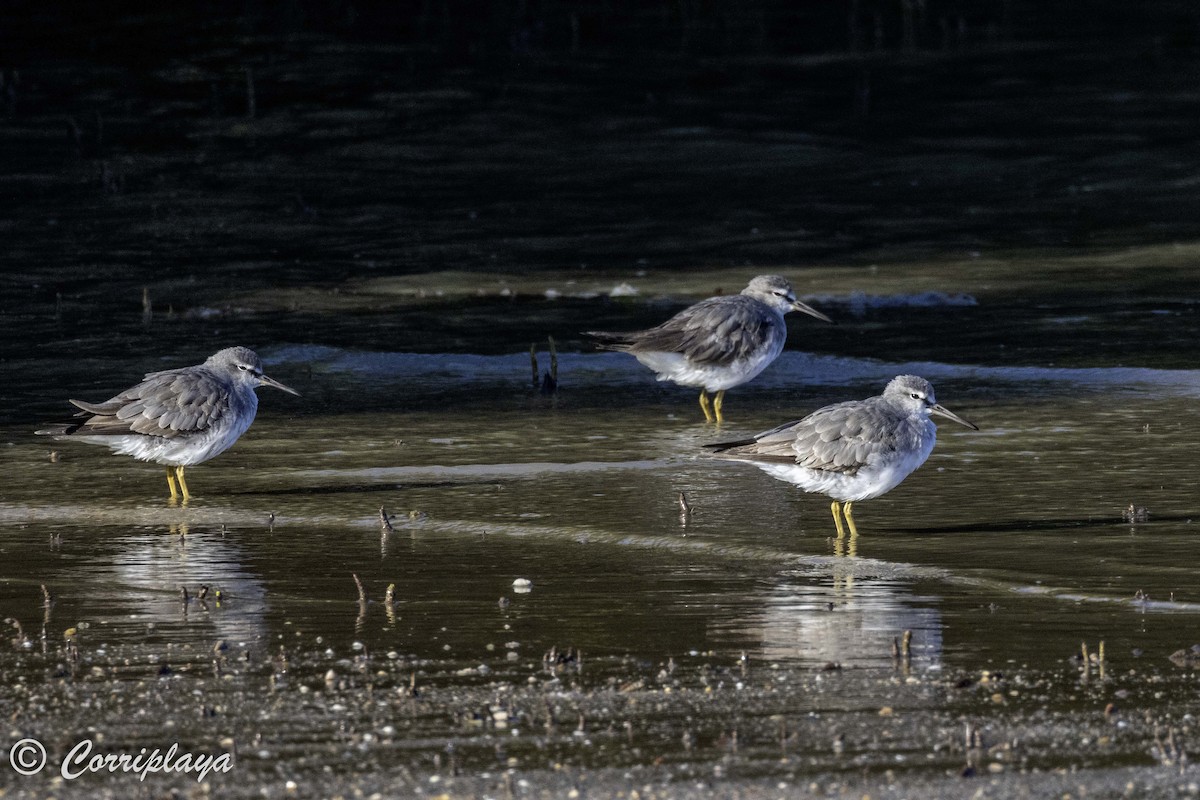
[587,275,832,423]
[704,375,977,536]
[37,346,299,503]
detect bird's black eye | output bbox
[237,364,250,371]
[910,392,921,400]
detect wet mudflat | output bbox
[6,6,1200,798]
[5,364,1200,798]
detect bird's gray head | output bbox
[741,275,833,324]
[884,375,977,430]
[207,347,301,396]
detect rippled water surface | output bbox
[6,13,1200,798]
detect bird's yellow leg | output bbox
[698,390,715,423]
[713,390,726,423]
[830,501,846,538]
[165,467,179,500]
[176,466,192,504]
[843,502,859,537]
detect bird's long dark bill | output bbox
[261,374,301,396]
[931,404,978,430]
[790,300,834,324]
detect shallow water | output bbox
[6,14,1200,798]
[6,338,1200,797]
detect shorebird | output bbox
[37,346,299,502]
[704,375,977,536]
[587,275,831,423]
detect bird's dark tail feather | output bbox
[583,331,633,352]
[702,438,758,452]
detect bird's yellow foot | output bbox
[165,467,180,500]
[699,390,716,423]
[843,501,859,537]
[176,466,192,504]
[713,390,726,424]
[831,500,846,538]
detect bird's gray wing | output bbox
[603,296,782,367]
[786,400,901,475]
[68,368,230,439]
[712,399,900,475]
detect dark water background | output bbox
[4,2,1200,797]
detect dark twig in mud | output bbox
[531,337,559,395]
[6,617,27,647]
[962,721,983,776]
[891,630,913,670]
[543,645,582,673]
[274,645,289,674]
[678,492,692,527]
[40,585,52,643]
[380,508,395,556]
[1152,725,1188,771]
[384,583,397,624]
[180,585,190,610]
[352,574,368,633]
[1123,503,1149,523]
[212,640,229,677]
